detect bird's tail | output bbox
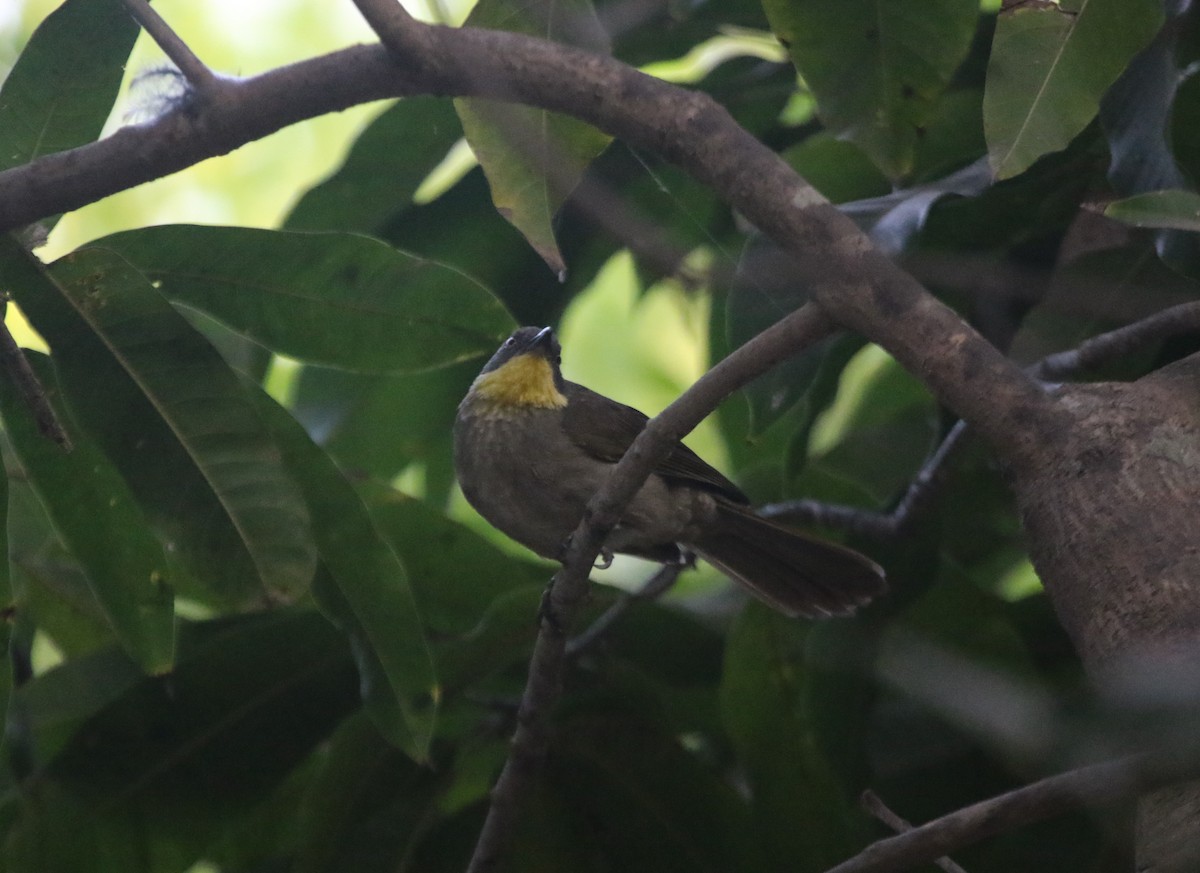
[691,501,886,618]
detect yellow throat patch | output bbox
[472,354,567,409]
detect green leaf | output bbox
[362,488,550,636]
[984,0,1163,179]
[0,353,174,673]
[0,0,138,173]
[244,384,438,758]
[291,360,478,482]
[1103,189,1200,232]
[719,604,857,870]
[550,705,750,873]
[727,236,864,437]
[98,226,515,374]
[292,711,439,873]
[11,612,360,870]
[2,239,316,608]
[285,97,464,233]
[763,0,979,180]
[456,0,613,274]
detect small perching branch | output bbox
[859,790,969,873]
[761,420,970,541]
[1033,301,1200,381]
[465,304,837,873]
[566,560,686,658]
[120,0,217,92]
[826,750,1200,873]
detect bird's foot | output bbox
[594,547,614,570]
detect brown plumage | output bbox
[453,326,885,618]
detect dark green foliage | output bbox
[0,0,1196,871]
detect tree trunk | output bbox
[1012,354,1200,871]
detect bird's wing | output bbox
[562,382,748,503]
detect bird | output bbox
[453,326,886,618]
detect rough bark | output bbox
[1013,353,1200,871]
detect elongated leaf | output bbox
[98,225,514,374]
[456,0,613,274]
[719,604,856,870]
[985,0,1162,179]
[0,0,138,173]
[763,0,979,180]
[1,238,315,607]
[9,612,361,872]
[245,384,438,759]
[285,97,464,233]
[0,353,174,673]
[1104,189,1200,232]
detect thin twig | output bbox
[0,313,70,449]
[566,561,685,658]
[826,749,1200,873]
[760,420,970,541]
[1033,301,1200,381]
[121,0,216,91]
[859,790,969,873]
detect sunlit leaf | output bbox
[0,0,137,173]
[1103,189,1200,232]
[0,353,174,673]
[98,226,515,373]
[2,239,316,608]
[985,0,1162,179]
[456,0,613,274]
[763,0,978,180]
[286,97,464,233]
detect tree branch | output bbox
[761,420,971,541]
[859,790,969,873]
[566,560,685,658]
[121,0,217,91]
[1033,301,1200,381]
[466,304,837,873]
[0,19,1059,464]
[826,750,1200,873]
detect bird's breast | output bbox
[454,403,605,559]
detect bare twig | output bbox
[121,0,216,91]
[761,420,970,541]
[859,790,969,873]
[566,561,685,658]
[1033,301,1200,381]
[826,750,1200,873]
[466,304,837,873]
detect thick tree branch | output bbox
[0,22,1059,463]
[466,304,837,873]
[827,750,1200,873]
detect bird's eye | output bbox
[502,337,515,348]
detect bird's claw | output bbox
[594,547,614,570]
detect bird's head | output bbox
[469,326,567,409]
